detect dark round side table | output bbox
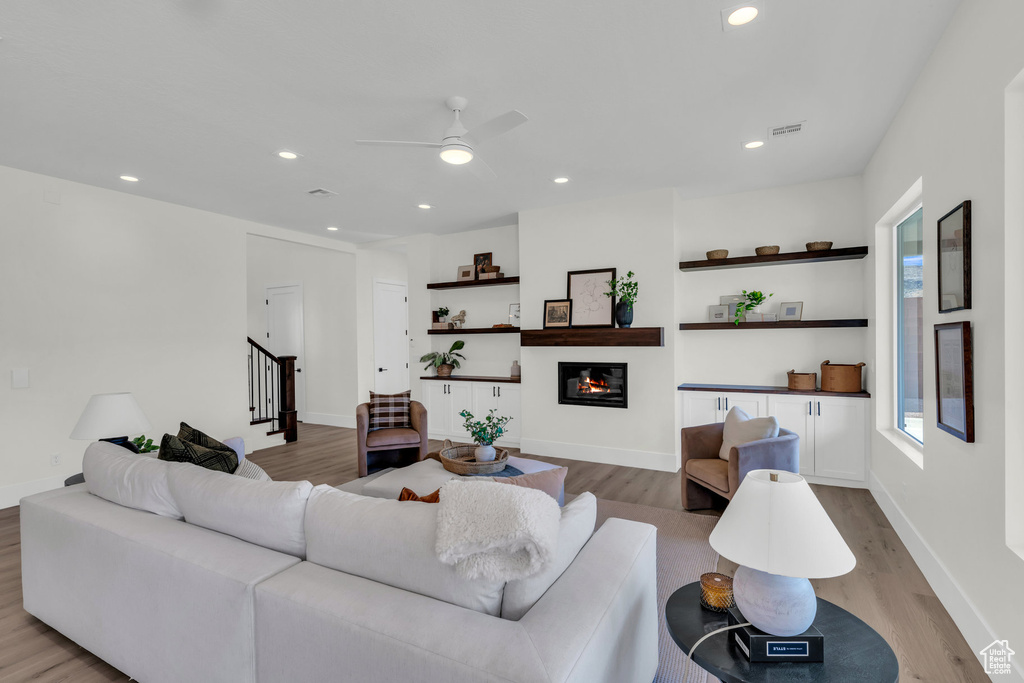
[666,582,899,683]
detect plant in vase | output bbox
[419,340,466,377]
[459,409,512,462]
[735,289,773,325]
[437,306,450,322]
[605,270,638,328]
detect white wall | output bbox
[519,189,678,471]
[862,0,1024,676]
[355,245,409,403]
[0,165,251,506]
[675,176,868,387]
[246,235,358,427]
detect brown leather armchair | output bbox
[681,422,799,510]
[355,401,428,477]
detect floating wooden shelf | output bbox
[679,319,868,330]
[679,246,869,271]
[421,375,521,383]
[678,383,870,398]
[427,327,520,335]
[520,327,664,347]
[426,276,520,290]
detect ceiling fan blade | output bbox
[468,155,498,181]
[464,110,528,146]
[355,140,441,148]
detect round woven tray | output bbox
[439,440,509,475]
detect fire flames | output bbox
[577,377,610,394]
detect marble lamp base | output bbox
[733,565,817,636]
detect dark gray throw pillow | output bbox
[158,427,238,474]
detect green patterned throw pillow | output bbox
[158,423,238,473]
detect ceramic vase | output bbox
[615,302,634,328]
[475,444,496,462]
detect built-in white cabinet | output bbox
[680,389,868,485]
[422,380,521,446]
[681,391,768,427]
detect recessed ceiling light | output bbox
[553,177,570,184]
[119,175,139,182]
[744,140,765,149]
[728,6,758,25]
[326,226,339,231]
[418,204,432,209]
[277,150,300,160]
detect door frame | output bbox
[265,282,306,421]
[372,279,409,394]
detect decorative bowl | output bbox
[806,241,833,252]
[706,249,729,260]
[755,245,780,256]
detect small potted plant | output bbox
[735,289,773,325]
[437,306,450,323]
[459,409,512,462]
[419,340,466,377]
[605,270,639,328]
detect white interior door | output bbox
[373,281,409,394]
[266,284,306,421]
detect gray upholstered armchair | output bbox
[680,422,799,510]
[355,401,428,477]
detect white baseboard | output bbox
[303,413,356,429]
[519,438,679,472]
[870,472,1024,682]
[803,474,868,489]
[0,475,67,511]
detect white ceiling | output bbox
[0,0,959,244]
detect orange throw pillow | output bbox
[398,487,441,503]
[494,467,568,501]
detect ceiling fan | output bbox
[356,96,528,169]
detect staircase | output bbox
[247,337,298,443]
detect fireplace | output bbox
[558,362,628,409]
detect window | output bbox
[896,207,924,443]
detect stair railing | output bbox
[247,337,298,443]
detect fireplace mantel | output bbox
[520,327,663,347]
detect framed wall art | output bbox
[938,200,971,313]
[543,299,572,328]
[473,252,492,279]
[567,268,615,328]
[456,265,475,282]
[708,305,729,322]
[508,303,520,326]
[778,301,804,321]
[934,321,974,442]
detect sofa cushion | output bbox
[368,390,412,430]
[159,433,238,473]
[303,485,505,616]
[167,465,312,557]
[365,427,421,448]
[494,467,568,502]
[234,459,272,481]
[719,406,779,460]
[500,492,597,620]
[686,458,729,493]
[83,441,183,519]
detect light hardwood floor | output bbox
[0,423,987,682]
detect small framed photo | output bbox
[778,302,804,321]
[473,252,493,279]
[719,294,745,320]
[935,321,974,442]
[708,305,729,322]
[568,268,616,328]
[456,265,475,282]
[508,303,521,326]
[543,299,572,328]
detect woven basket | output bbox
[482,265,501,273]
[820,360,865,393]
[706,249,729,260]
[439,440,509,475]
[755,245,780,256]
[806,241,833,252]
[787,370,817,391]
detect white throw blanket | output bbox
[435,478,561,581]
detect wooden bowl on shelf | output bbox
[806,241,833,252]
[755,245,780,256]
[706,249,729,260]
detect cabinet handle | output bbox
[498,386,501,397]
[493,387,496,397]
[717,397,721,410]
[817,401,821,416]
[725,397,729,410]
[809,401,812,416]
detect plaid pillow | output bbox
[369,390,412,431]
[158,433,238,473]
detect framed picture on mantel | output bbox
[567,268,615,328]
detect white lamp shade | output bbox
[69,393,152,440]
[709,469,856,579]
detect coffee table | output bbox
[665,582,899,683]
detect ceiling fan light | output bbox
[440,143,473,165]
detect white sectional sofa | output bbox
[21,442,659,683]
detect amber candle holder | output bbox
[699,572,735,612]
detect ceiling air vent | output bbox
[768,121,806,140]
[307,188,338,197]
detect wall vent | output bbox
[307,188,338,197]
[768,121,805,139]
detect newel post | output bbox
[278,355,298,443]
